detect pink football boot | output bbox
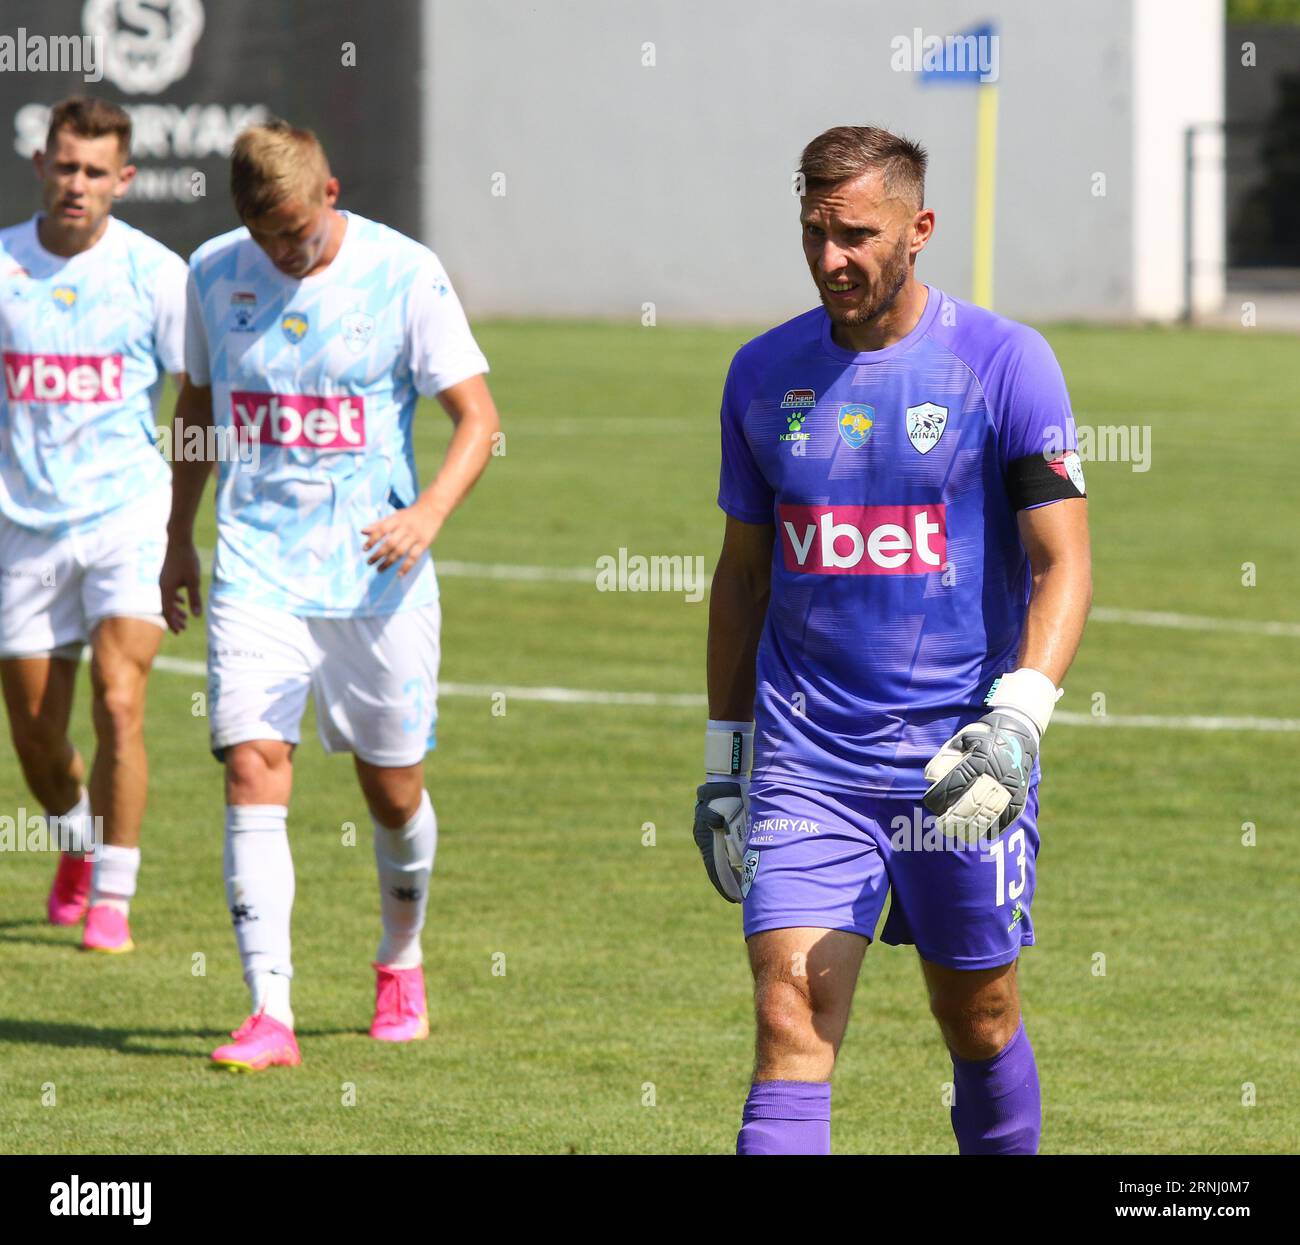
[211,1011,302,1072]
[81,903,134,953]
[47,853,93,925]
[370,963,429,1041]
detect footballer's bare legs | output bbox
[921,955,1041,1154]
[737,927,867,1154]
[77,618,163,942]
[225,739,294,806]
[353,757,423,829]
[749,927,867,1079]
[1,654,83,813]
[355,757,435,1039]
[921,956,1020,1059]
[2,655,99,923]
[87,616,162,849]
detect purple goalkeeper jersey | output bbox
[717,285,1080,796]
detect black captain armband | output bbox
[1007,449,1087,510]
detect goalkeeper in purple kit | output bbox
[694,126,1091,1155]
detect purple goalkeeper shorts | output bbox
[740,780,1040,970]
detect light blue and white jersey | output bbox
[0,215,186,533]
[186,211,489,617]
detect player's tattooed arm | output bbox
[160,378,214,632]
[362,372,500,576]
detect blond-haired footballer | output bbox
[162,122,499,1069]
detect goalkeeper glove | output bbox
[693,721,754,903]
[923,668,1061,844]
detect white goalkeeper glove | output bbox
[693,721,754,903]
[923,668,1061,844]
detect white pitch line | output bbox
[1054,710,1300,732]
[440,681,704,707]
[153,655,207,676]
[190,551,1300,641]
[436,560,595,583]
[1089,606,1300,639]
[434,566,1300,640]
[152,658,699,707]
[193,552,599,583]
[147,657,1297,731]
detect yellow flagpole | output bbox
[972,81,999,309]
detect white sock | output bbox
[91,843,140,915]
[250,970,293,1029]
[51,789,93,856]
[373,790,436,969]
[224,805,294,1020]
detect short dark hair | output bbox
[798,125,928,208]
[45,96,131,158]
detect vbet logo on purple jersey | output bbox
[779,503,946,576]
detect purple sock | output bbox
[949,1019,1041,1154]
[736,1080,831,1155]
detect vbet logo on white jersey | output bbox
[3,352,125,403]
[230,391,366,450]
[49,1174,151,1226]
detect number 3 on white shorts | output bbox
[989,827,1027,908]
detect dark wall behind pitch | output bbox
[0,0,422,257]
[1226,22,1300,267]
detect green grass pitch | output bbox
[1,319,1297,1153]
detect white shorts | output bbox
[207,595,441,767]
[0,486,169,659]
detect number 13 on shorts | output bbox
[989,826,1027,907]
